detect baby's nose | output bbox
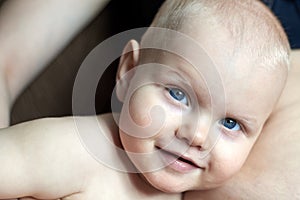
[175,114,211,150]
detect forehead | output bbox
[140,26,285,119]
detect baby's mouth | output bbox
[177,156,199,167]
[156,147,204,173]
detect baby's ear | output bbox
[116,40,140,102]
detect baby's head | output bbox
[116,0,290,193]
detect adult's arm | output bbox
[184,50,300,199]
[0,0,110,127]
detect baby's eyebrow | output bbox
[167,70,186,81]
[169,68,211,98]
[166,65,213,108]
[232,114,260,134]
[162,68,192,86]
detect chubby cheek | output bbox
[119,86,161,154]
[128,87,157,127]
[128,86,167,129]
[209,141,251,185]
[120,85,178,140]
[119,86,181,172]
[119,131,146,152]
[120,130,168,173]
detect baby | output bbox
[0,0,290,199]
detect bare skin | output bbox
[0,115,181,200]
[0,51,298,199]
[0,0,299,199]
[184,50,300,199]
[0,0,110,128]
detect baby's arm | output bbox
[0,117,101,199]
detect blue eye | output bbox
[220,118,241,131]
[168,88,188,105]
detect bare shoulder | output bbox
[0,116,116,199]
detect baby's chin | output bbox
[148,180,223,194]
[140,172,226,193]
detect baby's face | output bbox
[117,31,286,192]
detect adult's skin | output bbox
[185,50,300,199]
[0,0,110,128]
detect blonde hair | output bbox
[142,0,290,71]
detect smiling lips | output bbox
[159,148,204,173]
